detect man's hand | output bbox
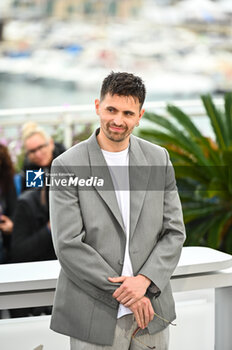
[130,296,154,329]
[0,215,13,234]
[108,275,151,307]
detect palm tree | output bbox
[139,94,232,254]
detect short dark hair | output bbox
[100,72,146,108]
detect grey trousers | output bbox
[70,314,169,350]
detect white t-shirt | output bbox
[101,147,133,318]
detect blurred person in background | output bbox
[21,122,65,191]
[10,183,56,263]
[9,183,56,318]
[7,120,62,318]
[0,144,17,264]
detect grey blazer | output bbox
[49,129,186,346]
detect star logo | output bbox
[33,168,44,181]
[26,168,44,188]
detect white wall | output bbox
[170,289,215,350]
[0,316,69,350]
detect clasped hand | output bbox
[108,275,155,329]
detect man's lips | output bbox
[109,125,125,132]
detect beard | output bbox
[104,122,131,142]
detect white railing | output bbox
[0,98,224,148]
[0,247,232,350]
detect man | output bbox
[49,72,186,350]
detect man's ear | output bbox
[95,99,100,115]
[139,108,145,121]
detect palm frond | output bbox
[144,113,211,166]
[201,95,228,149]
[224,92,232,146]
[167,104,202,139]
[139,94,232,253]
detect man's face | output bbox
[95,93,145,145]
[25,133,54,167]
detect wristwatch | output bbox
[146,282,161,299]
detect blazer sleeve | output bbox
[138,149,186,294]
[49,157,120,309]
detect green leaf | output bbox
[143,113,211,166]
[185,215,221,246]
[222,150,232,165]
[183,205,220,223]
[222,225,232,254]
[224,92,232,146]
[196,137,222,165]
[167,149,196,165]
[201,95,228,149]
[167,104,203,139]
[139,129,195,155]
[174,165,211,184]
[207,213,232,249]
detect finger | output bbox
[125,294,144,307]
[108,276,127,282]
[138,305,144,329]
[124,298,137,307]
[119,294,132,305]
[134,309,141,328]
[148,302,155,322]
[116,291,129,302]
[144,303,150,328]
[112,286,124,298]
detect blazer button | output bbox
[118,259,123,266]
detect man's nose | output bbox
[113,113,124,125]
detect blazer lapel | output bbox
[129,135,151,239]
[86,130,151,239]
[87,130,125,233]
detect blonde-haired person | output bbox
[21,122,65,191]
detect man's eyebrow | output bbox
[106,105,117,109]
[105,106,135,114]
[124,110,135,115]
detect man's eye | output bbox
[108,108,114,112]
